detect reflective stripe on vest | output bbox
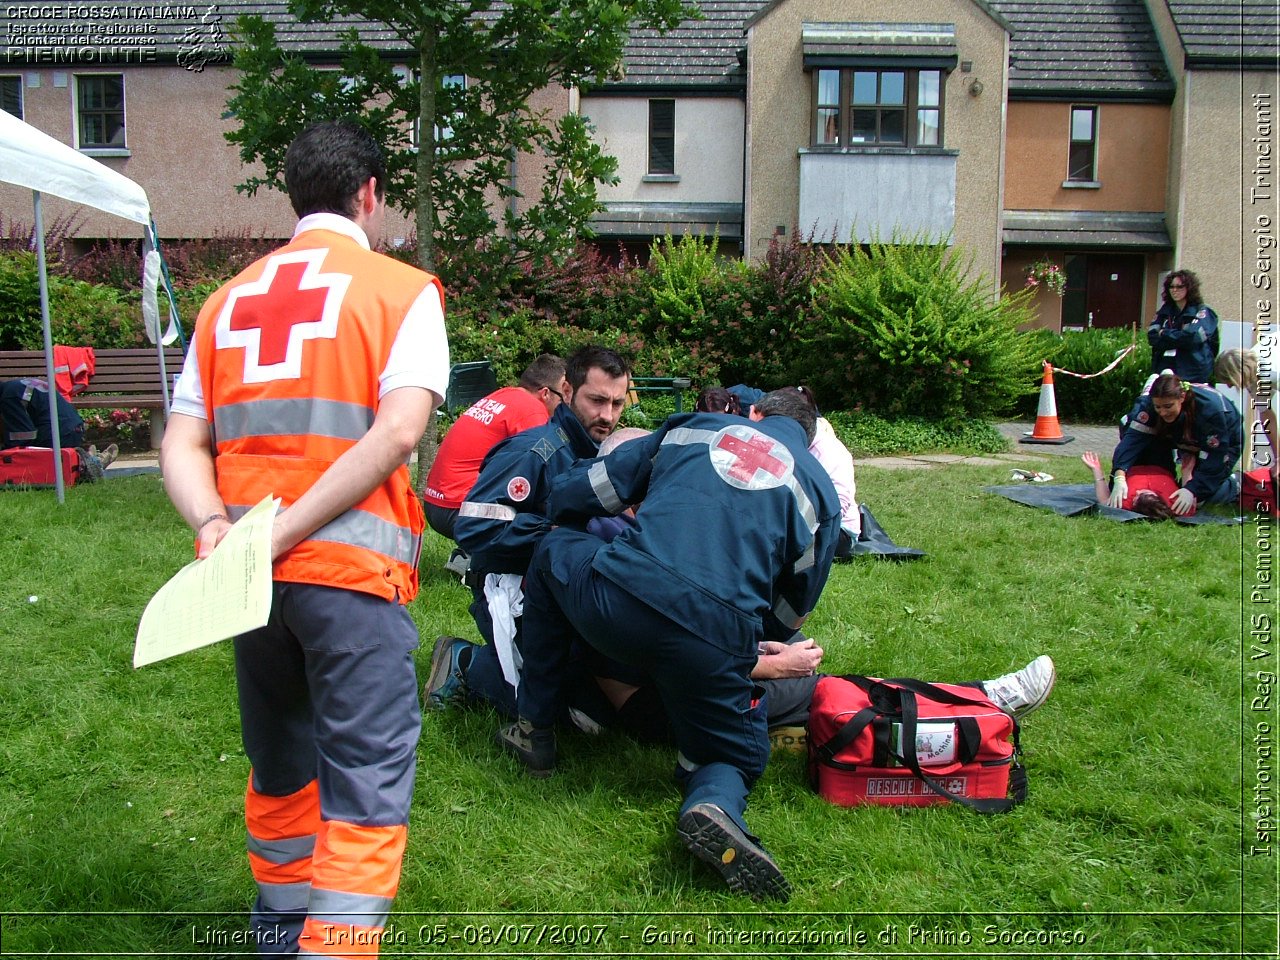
[228,502,420,566]
[215,398,374,444]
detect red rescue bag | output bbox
[807,675,1026,813]
[1241,468,1279,517]
[0,446,82,488]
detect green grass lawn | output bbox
[0,458,1270,957]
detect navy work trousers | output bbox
[518,528,768,834]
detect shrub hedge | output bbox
[0,230,1151,427]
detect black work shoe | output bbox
[677,803,791,902]
[496,719,556,778]
[423,635,474,710]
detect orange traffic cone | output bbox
[1021,361,1074,445]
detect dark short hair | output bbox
[754,388,817,443]
[1132,490,1176,520]
[565,345,630,390]
[1162,269,1202,307]
[519,354,566,391]
[696,386,740,415]
[284,120,387,219]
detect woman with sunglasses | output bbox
[1148,269,1219,383]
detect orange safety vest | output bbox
[194,227,442,603]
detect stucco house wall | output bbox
[743,0,1009,282]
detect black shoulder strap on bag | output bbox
[814,705,879,766]
[895,688,1024,814]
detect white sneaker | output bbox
[983,655,1056,722]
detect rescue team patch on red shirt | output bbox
[709,423,795,490]
[507,476,531,501]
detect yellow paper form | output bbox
[133,496,279,668]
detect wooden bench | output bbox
[0,347,186,449]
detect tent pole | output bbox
[33,190,66,504]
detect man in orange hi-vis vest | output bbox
[160,120,449,956]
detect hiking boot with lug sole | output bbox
[496,719,555,778]
[423,635,474,710]
[983,654,1056,722]
[677,802,791,902]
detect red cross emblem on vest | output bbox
[710,425,793,489]
[216,249,351,383]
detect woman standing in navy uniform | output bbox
[1148,270,1219,383]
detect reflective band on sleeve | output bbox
[661,426,722,448]
[10,429,37,442]
[1127,421,1155,435]
[247,832,317,865]
[306,887,394,929]
[215,398,374,443]
[255,880,311,913]
[794,541,815,574]
[588,460,626,514]
[459,501,518,522]
[773,596,807,630]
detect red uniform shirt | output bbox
[425,386,549,508]
[1123,465,1192,514]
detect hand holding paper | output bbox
[134,496,278,668]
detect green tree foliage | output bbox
[800,235,1040,422]
[224,0,693,275]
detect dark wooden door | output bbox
[1085,254,1145,329]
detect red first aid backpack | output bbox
[807,674,1026,813]
[0,447,83,487]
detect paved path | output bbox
[109,422,1119,476]
[858,422,1115,471]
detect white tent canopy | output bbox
[0,110,151,225]
[0,110,170,501]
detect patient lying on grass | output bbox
[1081,450,1183,519]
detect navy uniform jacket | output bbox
[0,378,83,448]
[455,402,599,575]
[1148,301,1219,382]
[547,412,842,654]
[1113,385,1242,501]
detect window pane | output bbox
[649,98,675,174]
[817,69,839,106]
[0,77,20,118]
[881,72,905,105]
[1068,142,1094,180]
[852,71,877,105]
[918,70,940,107]
[818,107,840,145]
[880,109,906,144]
[851,109,877,142]
[917,108,940,146]
[102,115,125,146]
[1071,107,1093,142]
